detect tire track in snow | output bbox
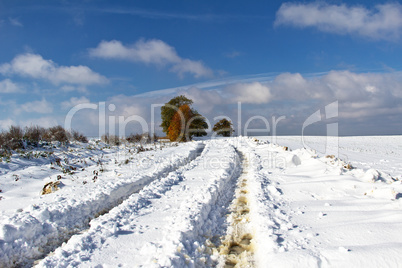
[35,142,208,267]
[37,141,240,267]
[3,143,204,268]
[217,151,255,267]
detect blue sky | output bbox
[0,0,402,136]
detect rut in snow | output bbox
[28,143,206,268]
[218,151,255,267]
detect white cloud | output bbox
[225,82,272,104]
[0,53,108,85]
[179,87,224,114]
[89,39,180,64]
[0,119,15,131]
[275,2,402,40]
[19,116,59,129]
[9,17,23,27]
[30,70,402,136]
[60,85,88,93]
[170,59,213,78]
[61,96,91,110]
[0,79,23,93]
[19,98,53,114]
[224,51,241,58]
[271,73,314,100]
[89,39,213,78]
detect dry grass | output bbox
[0,125,88,150]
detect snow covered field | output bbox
[1,136,401,267]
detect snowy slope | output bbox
[242,137,402,267]
[1,136,402,267]
[0,141,200,267]
[265,135,402,179]
[38,139,240,267]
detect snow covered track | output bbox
[37,140,241,267]
[239,137,402,267]
[0,142,201,268]
[2,136,402,267]
[217,151,255,267]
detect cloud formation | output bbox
[225,82,272,104]
[9,17,23,27]
[89,39,213,78]
[275,2,402,40]
[0,53,108,85]
[19,98,53,114]
[94,70,402,136]
[0,79,23,93]
[61,96,91,110]
[6,70,401,136]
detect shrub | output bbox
[8,125,23,140]
[101,134,109,144]
[0,125,90,149]
[24,125,46,145]
[0,132,5,148]
[71,130,88,143]
[101,134,121,146]
[126,133,143,143]
[4,126,24,149]
[126,133,154,144]
[48,126,69,143]
[141,133,151,144]
[108,135,121,146]
[40,128,52,142]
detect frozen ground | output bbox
[0,136,401,267]
[265,135,402,179]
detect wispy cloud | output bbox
[90,7,267,22]
[60,85,88,94]
[61,96,91,110]
[98,70,402,135]
[9,17,23,27]
[89,39,213,78]
[275,2,402,41]
[0,79,23,93]
[0,53,108,85]
[19,98,53,114]
[224,51,241,59]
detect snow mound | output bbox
[362,168,396,184]
[365,187,400,200]
[286,154,301,167]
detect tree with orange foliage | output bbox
[167,104,194,142]
[161,95,208,141]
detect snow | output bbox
[1,136,401,267]
[0,141,200,267]
[266,135,402,179]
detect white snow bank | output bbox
[0,142,200,267]
[37,140,240,267]
[361,168,396,183]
